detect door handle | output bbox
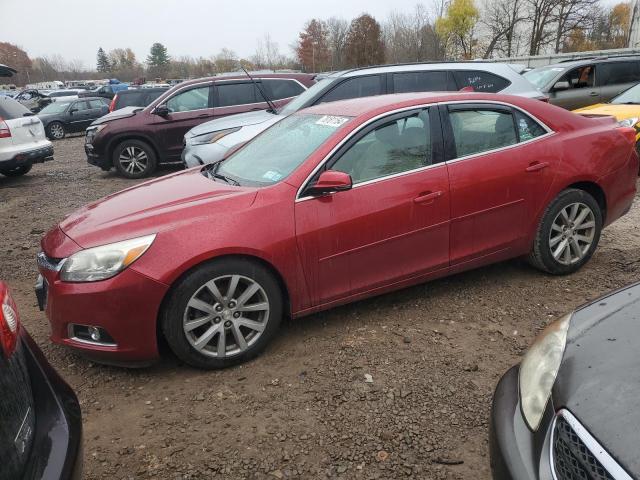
[589,91,599,96]
[414,190,443,204]
[525,161,550,172]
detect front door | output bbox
[295,108,450,306]
[442,103,556,268]
[67,100,94,132]
[153,84,214,161]
[549,64,600,110]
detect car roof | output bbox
[326,61,517,78]
[540,55,640,69]
[120,88,168,94]
[176,73,315,87]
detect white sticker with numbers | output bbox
[315,115,350,128]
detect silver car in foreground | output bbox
[182,62,545,167]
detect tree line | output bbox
[0,0,633,86]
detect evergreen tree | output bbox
[146,42,170,68]
[96,47,110,73]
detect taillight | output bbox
[459,86,474,92]
[0,117,11,138]
[618,126,637,144]
[0,284,20,358]
[109,95,117,112]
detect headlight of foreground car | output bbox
[618,117,639,128]
[190,127,241,146]
[519,313,571,431]
[60,234,156,282]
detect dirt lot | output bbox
[1,135,639,479]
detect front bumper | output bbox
[181,141,227,168]
[0,144,54,170]
[490,366,555,480]
[20,328,83,480]
[36,266,168,365]
[84,142,111,171]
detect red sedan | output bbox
[36,92,638,369]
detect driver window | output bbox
[332,110,431,185]
[166,86,210,113]
[557,65,595,89]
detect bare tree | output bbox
[385,4,443,62]
[526,0,561,55]
[480,0,525,57]
[326,17,349,70]
[553,0,599,52]
[214,48,238,73]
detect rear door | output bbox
[0,97,46,146]
[390,71,457,93]
[597,61,640,102]
[442,103,555,269]
[153,83,214,160]
[213,81,266,118]
[86,99,108,123]
[314,75,386,104]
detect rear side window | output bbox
[117,92,145,108]
[393,71,453,93]
[216,83,256,107]
[453,71,510,92]
[597,61,640,86]
[88,99,106,109]
[449,108,517,157]
[514,111,546,141]
[261,79,304,100]
[0,97,31,119]
[319,76,384,103]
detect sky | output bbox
[2,0,430,70]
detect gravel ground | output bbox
[1,135,639,480]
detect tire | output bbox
[528,188,602,275]
[112,139,157,179]
[161,258,283,369]
[0,164,32,177]
[46,121,66,140]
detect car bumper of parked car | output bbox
[36,267,168,366]
[181,142,228,168]
[0,144,54,169]
[84,143,111,171]
[490,366,555,480]
[20,328,83,480]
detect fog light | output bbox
[88,326,101,342]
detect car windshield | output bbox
[39,102,70,114]
[211,113,351,186]
[524,67,565,89]
[611,83,640,104]
[278,78,335,116]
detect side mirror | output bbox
[307,170,352,196]
[154,104,170,116]
[553,81,570,91]
[69,108,77,114]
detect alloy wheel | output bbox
[118,146,149,175]
[49,123,64,139]
[549,202,596,265]
[182,275,270,358]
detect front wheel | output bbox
[0,164,32,177]
[161,258,283,369]
[528,188,602,275]
[113,139,157,179]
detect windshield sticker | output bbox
[315,115,350,128]
[551,68,564,71]
[263,171,283,181]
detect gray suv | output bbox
[182,62,544,167]
[524,56,640,110]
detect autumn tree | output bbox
[436,0,480,58]
[0,42,31,86]
[296,19,330,72]
[385,4,443,62]
[96,47,110,72]
[344,14,385,68]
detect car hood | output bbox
[573,103,640,121]
[90,106,140,126]
[57,167,257,249]
[553,282,640,476]
[187,110,279,137]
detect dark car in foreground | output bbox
[84,73,315,178]
[0,281,82,479]
[37,97,109,140]
[108,87,169,112]
[37,92,637,369]
[490,282,640,479]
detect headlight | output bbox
[519,313,571,431]
[190,127,241,146]
[618,117,639,128]
[60,234,156,282]
[86,124,107,142]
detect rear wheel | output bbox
[113,139,157,179]
[0,164,32,177]
[46,121,65,140]
[528,188,602,275]
[161,258,283,369]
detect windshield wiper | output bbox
[208,162,240,186]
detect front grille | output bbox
[553,412,615,480]
[36,251,63,271]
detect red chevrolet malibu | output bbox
[36,92,638,369]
